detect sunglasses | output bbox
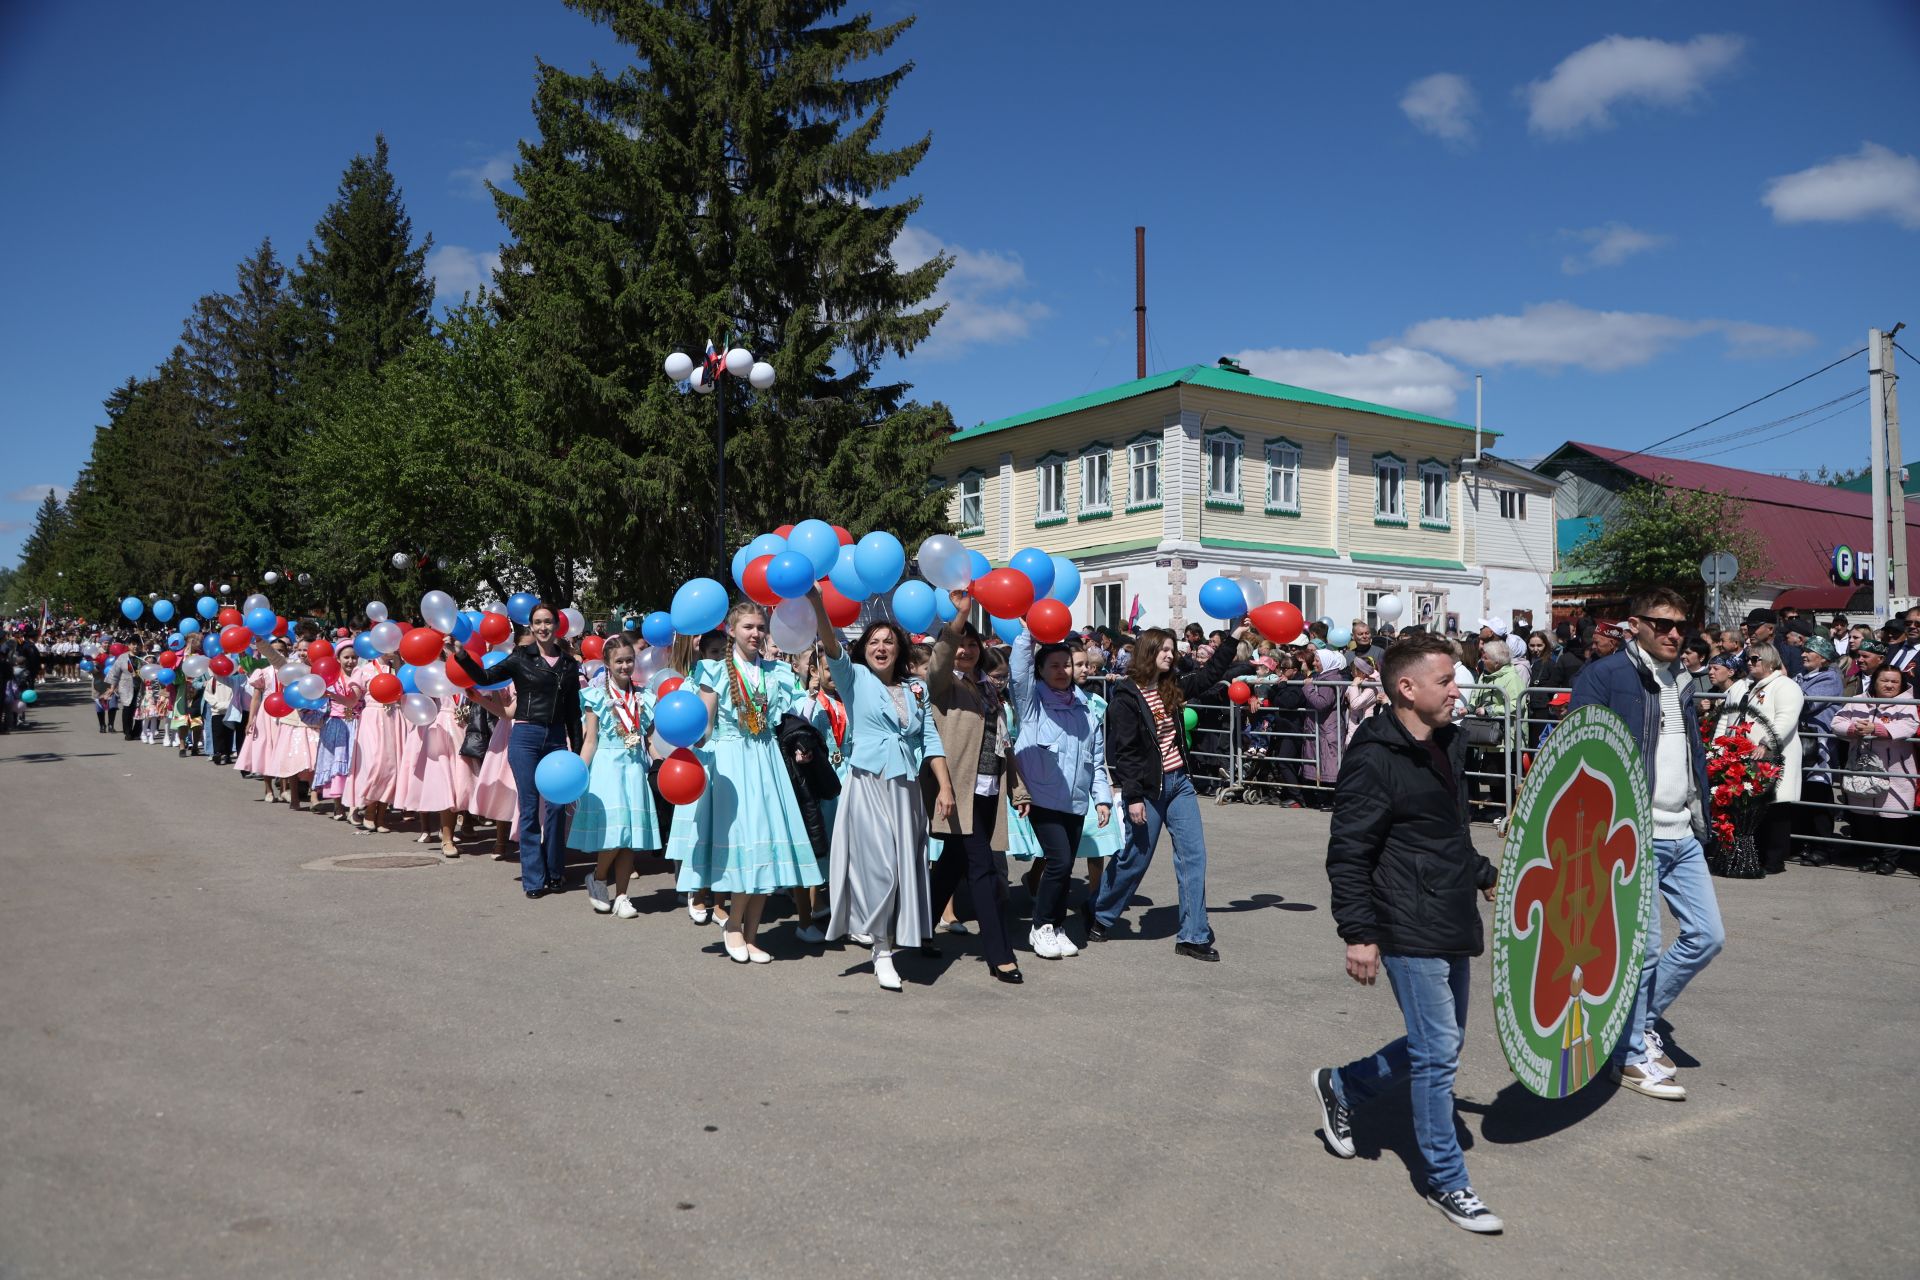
[1636,616,1685,636]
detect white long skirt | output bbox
[825,769,933,948]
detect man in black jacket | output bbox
[1310,632,1504,1234]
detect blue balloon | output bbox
[1010,547,1056,599]
[1197,577,1248,621]
[398,664,420,695]
[935,591,959,623]
[451,612,475,643]
[748,532,788,562]
[353,632,378,660]
[120,597,144,621]
[507,592,539,626]
[244,606,276,636]
[178,617,201,635]
[654,689,711,748]
[155,667,176,685]
[670,578,728,636]
[855,532,906,595]
[1047,556,1081,605]
[641,611,675,648]
[196,595,219,620]
[731,543,757,592]
[479,650,512,691]
[788,519,840,578]
[534,750,590,804]
[992,615,1025,644]
[167,632,184,650]
[1327,626,1353,649]
[152,599,175,623]
[891,580,936,633]
[765,551,815,599]
[827,544,869,600]
[282,685,311,710]
[965,549,991,583]
[80,660,94,673]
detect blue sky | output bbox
[4,0,1919,565]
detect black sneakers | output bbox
[1174,941,1219,962]
[1425,1187,1504,1234]
[1310,1068,1354,1158]
[1079,899,1107,943]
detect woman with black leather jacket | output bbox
[453,603,584,899]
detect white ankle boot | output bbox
[873,939,902,992]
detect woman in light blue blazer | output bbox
[810,588,956,992]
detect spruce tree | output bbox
[492,0,955,607]
[14,489,70,602]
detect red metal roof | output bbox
[1560,442,1920,591]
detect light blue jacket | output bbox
[1009,631,1114,816]
[827,653,945,781]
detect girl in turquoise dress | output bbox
[1008,642,1121,889]
[571,636,661,920]
[668,601,822,964]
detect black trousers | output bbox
[120,703,138,739]
[210,712,242,760]
[1027,804,1086,929]
[928,793,1015,968]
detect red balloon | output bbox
[208,654,235,677]
[1025,598,1071,644]
[307,640,334,662]
[311,656,342,681]
[657,747,707,806]
[398,626,446,667]
[396,620,414,633]
[832,525,854,546]
[973,568,1035,620]
[445,657,476,689]
[581,635,605,661]
[1228,679,1253,705]
[263,691,291,718]
[479,611,511,645]
[367,672,403,705]
[553,610,571,639]
[774,524,795,538]
[217,607,243,628]
[656,676,684,698]
[1251,601,1305,645]
[271,615,288,637]
[820,579,861,627]
[219,624,252,653]
[742,555,780,608]
[158,651,180,669]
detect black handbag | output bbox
[461,705,494,761]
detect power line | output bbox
[1667,388,1867,456]
[1895,339,1916,366]
[1683,396,1873,461]
[1608,346,1868,463]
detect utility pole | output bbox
[1886,326,1908,599]
[1870,329,1891,621]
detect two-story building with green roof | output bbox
[935,359,1556,637]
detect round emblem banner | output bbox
[1492,704,1655,1098]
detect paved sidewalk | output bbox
[1,689,1911,1278]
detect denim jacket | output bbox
[1009,631,1113,816]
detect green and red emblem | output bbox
[1492,705,1654,1098]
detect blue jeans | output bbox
[1091,768,1210,945]
[1331,954,1472,1194]
[508,722,571,892]
[1613,834,1726,1066]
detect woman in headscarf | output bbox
[1301,647,1348,795]
[1831,664,1919,875]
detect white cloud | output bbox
[1229,345,1467,417]
[1525,34,1744,136]
[7,484,69,503]
[1400,73,1478,146]
[426,244,501,301]
[1559,222,1670,273]
[893,225,1049,359]
[1398,301,1812,372]
[451,149,516,200]
[1762,142,1920,230]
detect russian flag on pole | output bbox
[1127,594,1143,629]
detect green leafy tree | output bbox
[490,0,955,607]
[1566,480,1771,617]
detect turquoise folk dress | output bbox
[669,657,823,894]
[1006,693,1126,862]
[568,684,662,853]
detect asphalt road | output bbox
[1,687,1911,1279]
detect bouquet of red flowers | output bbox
[1700,707,1784,856]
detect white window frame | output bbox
[1499,488,1527,520]
[1127,436,1161,510]
[1079,443,1112,517]
[1285,582,1321,622]
[1091,581,1124,630]
[1362,589,1389,631]
[1204,429,1242,507]
[1418,460,1450,529]
[1374,454,1405,524]
[957,471,984,535]
[1036,453,1067,525]
[1265,438,1301,515]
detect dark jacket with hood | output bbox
[1106,639,1242,805]
[1326,710,1497,957]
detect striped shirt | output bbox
[1141,686,1184,773]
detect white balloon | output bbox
[139,664,161,681]
[561,607,586,640]
[263,571,279,584]
[366,600,389,623]
[244,593,270,614]
[294,674,326,702]
[420,590,459,634]
[644,663,677,693]
[916,534,972,591]
[1239,578,1267,611]
[416,661,454,699]
[748,360,775,390]
[193,582,205,593]
[663,351,694,382]
[725,347,753,377]
[400,692,439,727]
[770,598,816,653]
[1376,594,1405,624]
[297,573,311,585]
[369,621,403,654]
[182,655,210,679]
[219,583,232,595]
[391,552,411,571]
[278,662,310,685]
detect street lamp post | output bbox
[664,344,776,581]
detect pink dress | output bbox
[271,705,319,779]
[466,690,519,822]
[233,666,279,775]
[395,695,471,814]
[343,667,401,808]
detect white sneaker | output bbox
[1644,1027,1676,1072]
[1053,927,1080,957]
[873,948,902,991]
[1029,924,1062,960]
[590,892,613,915]
[1611,1060,1686,1100]
[612,895,638,919]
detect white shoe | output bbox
[747,946,773,965]
[873,948,902,991]
[612,895,638,919]
[849,932,874,948]
[585,872,608,906]
[590,893,613,915]
[1029,924,1062,960]
[1053,927,1080,957]
[795,924,826,945]
[687,899,712,925]
[723,933,750,963]
[1611,1061,1686,1100]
